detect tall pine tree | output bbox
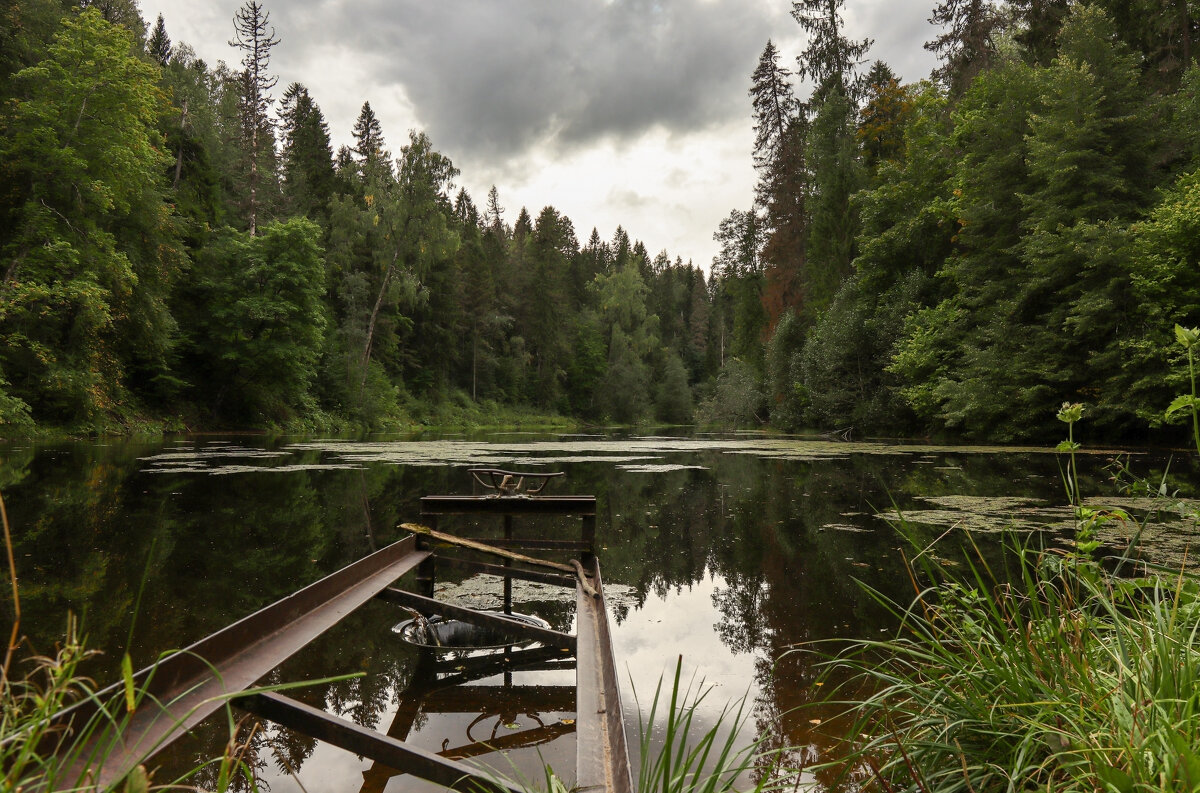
[279,82,336,221]
[791,0,873,101]
[228,0,279,236]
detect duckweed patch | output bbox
[138,435,1133,476]
[433,573,639,612]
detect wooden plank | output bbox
[419,495,596,516]
[238,692,522,793]
[575,558,634,793]
[55,538,429,788]
[455,537,591,551]
[401,523,577,574]
[377,588,576,652]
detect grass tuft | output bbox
[810,534,1200,792]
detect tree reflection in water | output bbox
[0,433,1153,790]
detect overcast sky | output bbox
[142,0,940,268]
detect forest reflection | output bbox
[0,434,1177,790]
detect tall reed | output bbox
[809,327,1200,791]
[1,489,271,792]
[816,541,1200,791]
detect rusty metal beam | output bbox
[420,495,596,516]
[377,588,576,652]
[575,557,634,793]
[238,692,522,793]
[57,537,429,788]
[434,557,576,588]
[428,646,574,683]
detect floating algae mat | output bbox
[872,492,1200,569]
[433,574,638,613]
[137,435,1133,476]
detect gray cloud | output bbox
[855,0,940,83]
[310,0,784,158]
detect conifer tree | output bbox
[351,101,386,170]
[857,61,912,165]
[750,40,809,330]
[228,0,279,236]
[924,0,1001,94]
[485,185,504,231]
[750,40,800,177]
[523,207,577,407]
[791,0,873,101]
[804,88,864,317]
[1010,0,1071,66]
[279,82,336,220]
[147,13,171,66]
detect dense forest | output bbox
[0,0,1198,442]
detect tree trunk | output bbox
[173,100,189,190]
[250,120,258,237]
[359,251,399,395]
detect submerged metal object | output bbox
[47,476,629,793]
[394,611,552,651]
[468,467,565,495]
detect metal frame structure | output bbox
[49,492,632,793]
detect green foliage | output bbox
[590,261,660,422]
[892,6,1159,440]
[796,84,951,435]
[183,219,327,423]
[888,299,964,421]
[5,0,1195,442]
[819,541,1200,792]
[654,351,694,424]
[697,359,766,428]
[279,82,336,223]
[764,309,806,431]
[804,88,865,317]
[800,271,923,430]
[1167,324,1200,454]
[565,311,607,417]
[1121,168,1200,427]
[0,8,180,427]
[0,368,32,429]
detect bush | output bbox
[696,359,766,427]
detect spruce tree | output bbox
[804,88,864,317]
[857,61,912,165]
[228,0,279,236]
[279,82,336,220]
[147,13,171,66]
[485,185,504,231]
[351,101,386,170]
[791,0,873,101]
[750,40,809,330]
[924,0,1001,95]
[750,40,799,176]
[1010,0,1071,66]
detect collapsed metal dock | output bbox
[49,474,632,792]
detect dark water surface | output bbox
[2,432,1195,790]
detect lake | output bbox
[2,431,1195,791]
